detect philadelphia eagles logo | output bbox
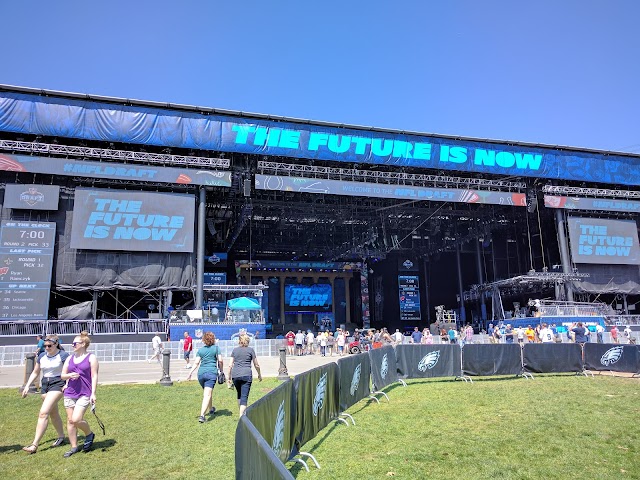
[418,351,440,371]
[600,346,624,366]
[350,364,362,396]
[380,354,389,378]
[272,400,285,457]
[312,372,328,416]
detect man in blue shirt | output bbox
[410,327,422,344]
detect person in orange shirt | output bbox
[525,325,535,343]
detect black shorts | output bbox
[41,376,65,394]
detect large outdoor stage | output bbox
[1,84,640,337]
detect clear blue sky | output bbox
[3,1,640,153]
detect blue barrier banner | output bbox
[235,416,295,480]
[246,379,297,464]
[2,91,640,186]
[545,195,640,213]
[583,343,639,373]
[337,352,371,412]
[294,362,340,449]
[255,174,527,206]
[368,345,398,390]
[70,188,195,253]
[462,344,522,376]
[0,153,231,186]
[523,343,583,373]
[395,344,462,379]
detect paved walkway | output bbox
[0,353,341,389]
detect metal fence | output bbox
[0,339,286,367]
[0,319,168,337]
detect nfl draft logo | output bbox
[418,351,440,371]
[20,187,45,207]
[194,329,203,339]
[380,354,389,378]
[350,364,362,396]
[600,346,624,367]
[312,372,327,416]
[403,259,414,269]
[272,400,285,457]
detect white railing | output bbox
[0,319,168,337]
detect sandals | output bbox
[22,444,38,454]
[82,432,95,452]
[63,447,79,458]
[51,437,65,448]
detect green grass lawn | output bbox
[1,375,639,479]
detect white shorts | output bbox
[64,395,91,409]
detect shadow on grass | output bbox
[210,408,233,418]
[82,438,117,453]
[0,444,25,454]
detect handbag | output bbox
[217,371,226,384]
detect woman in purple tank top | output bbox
[61,331,99,458]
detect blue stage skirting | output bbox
[169,323,266,341]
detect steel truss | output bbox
[542,184,640,199]
[0,139,230,169]
[258,161,526,190]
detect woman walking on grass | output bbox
[186,331,223,423]
[21,335,68,454]
[228,334,262,417]
[61,331,99,457]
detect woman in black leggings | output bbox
[227,334,262,417]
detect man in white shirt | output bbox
[623,325,633,343]
[393,329,403,344]
[539,323,555,343]
[148,333,164,363]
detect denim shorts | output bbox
[198,371,217,389]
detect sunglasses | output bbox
[44,344,55,348]
[72,341,83,346]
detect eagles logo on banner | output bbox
[312,372,327,416]
[601,346,624,367]
[350,364,362,396]
[380,354,389,379]
[272,400,285,457]
[418,351,441,371]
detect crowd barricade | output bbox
[293,363,340,451]
[462,344,522,377]
[583,343,640,373]
[245,380,298,466]
[522,343,583,373]
[395,344,462,379]
[337,352,371,413]
[368,345,399,391]
[235,415,295,480]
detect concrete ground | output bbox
[0,352,341,389]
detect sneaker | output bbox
[51,437,65,448]
[208,407,216,415]
[82,432,95,452]
[185,365,191,369]
[63,447,79,458]
[198,415,206,423]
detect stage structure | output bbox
[1,84,640,343]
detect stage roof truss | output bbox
[542,184,640,199]
[258,160,526,190]
[0,139,230,169]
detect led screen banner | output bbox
[0,221,56,320]
[545,195,640,213]
[0,153,231,187]
[70,188,195,253]
[255,174,527,206]
[398,275,421,322]
[568,217,640,265]
[3,184,60,210]
[3,91,640,185]
[284,283,332,312]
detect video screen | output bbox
[284,283,332,312]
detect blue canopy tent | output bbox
[227,297,262,310]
